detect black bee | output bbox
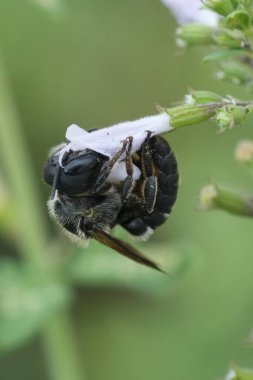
[44,129,178,272]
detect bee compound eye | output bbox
[64,154,100,175]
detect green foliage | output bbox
[203,0,236,16]
[0,260,71,351]
[225,9,251,30]
[66,240,192,297]
[203,48,243,62]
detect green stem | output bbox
[0,59,48,267]
[43,312,85,380]
[0,57,84,380]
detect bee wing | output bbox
[92,229,165,273]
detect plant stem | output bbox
[0,60,48,267]
[43,312,85,380]
[0,57,84,380]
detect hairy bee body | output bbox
[44,132,179,271]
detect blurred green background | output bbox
[1,1,253,379]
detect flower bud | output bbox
[176,24,214,47]
[199,183,253,217]
[216,108,234,131]
[235,140,253,164]
[215,104,252,132]
[199,184,218,210]
[165,104,216,128]
[185,90,223,105]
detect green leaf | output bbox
[65,237,195,297]
[225,10,251,30]
[0,260,71,351]
[203,0,235,16]
[214,29,246,48]
[203,49,243,62]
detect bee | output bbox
[44,115,178,272]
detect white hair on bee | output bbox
[47,192,90,245]
[61,227,90,247]
[48,143,66,157]
[56,112,172,167]
[134,227,154,242]
[161,0,219,27]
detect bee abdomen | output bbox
[152,136,178,201]
[121,136,179,238]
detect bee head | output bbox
[44,144,109,196]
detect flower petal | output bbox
[59,112,171,161]
[161,0,219,26]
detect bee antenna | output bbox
[50,166,61,200]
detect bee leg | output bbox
[121,136,136,202]
[92,140,128,193]
[142,176,158,213]
[140,131,158,214]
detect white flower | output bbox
[57,113,172,164]
[161,0,219,26]
[225,369,236,380]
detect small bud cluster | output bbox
[168,90,253,133]
[215,104,253,132]
[172,0,253,94]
